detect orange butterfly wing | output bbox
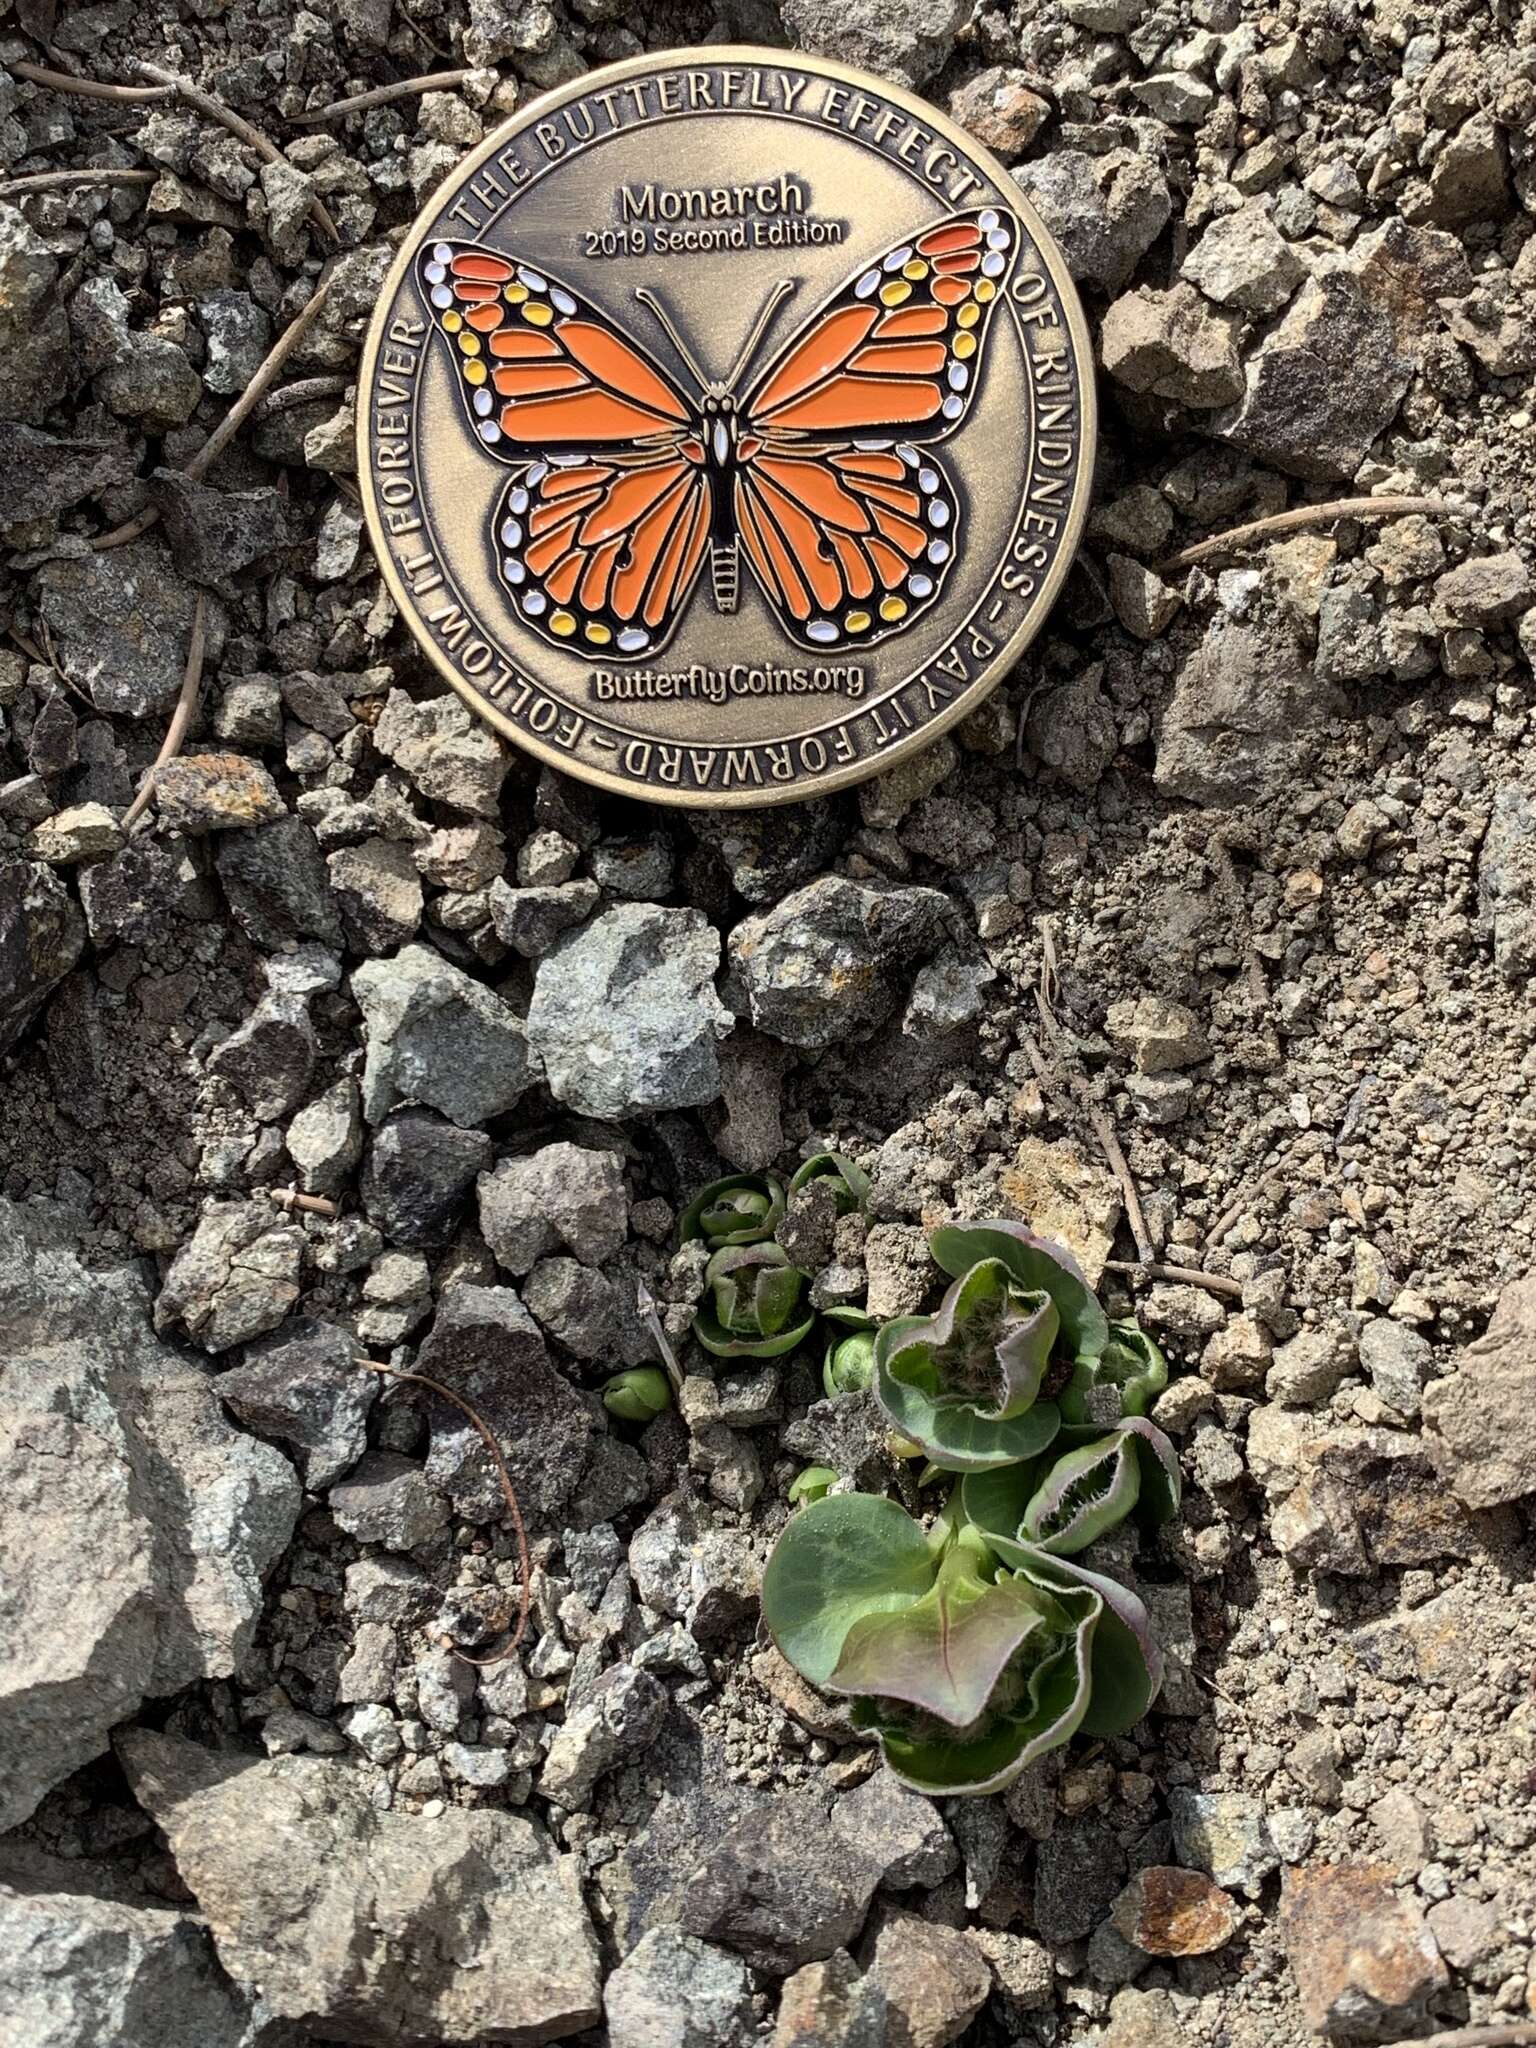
[736,208,1020,652]
[421,242,711,656]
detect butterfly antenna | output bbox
[634,287,711,395]
[725,278,795,389]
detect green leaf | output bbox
[788,1151,870,1216]
[875,1309,1061,1471]
[1052,1418,1183,1531]
[1058,1319,1169,1424]
[679,1174,785,1247]
[762,1492,937,1687]
[992,1541,1162,1735]
[928,1221,1109,1362]
[695,1243,813,1357]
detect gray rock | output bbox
[35,541,206,717]
[361,1110,493,1247]
[0,1858,260,2048]
[0,204,71,421]
[1011,149,1171,292]
[689,802,847,904]
[417,1283,592,1524]
[1169,1789,1278,1896]
[118,1730,602,2044]
[681,1794,880,1974]
[1432,551,1535,628]
[1422,1272,1536,1507]
[731,876,950,1050]
[590,832,676,901]
[1025,665,1120,791]
[154,1201,304,1354]
[1101,283,1244,408]
[80,839,206,947]
[1477,783,1536,981]
[522,1256,626,1362]
[527,904,732,1118]
[832,1768,960,1890]
[1105,997,1210,1073]
[1357,1319,1432,1419]
[628,1497,763,1640]
[149,472,293,587]
[775,1949,889,2046]
[352,942,535,1129]
[1181,200,1304,314]
[0,860,83,1054]
[1155,618,1341,806]
[1216,270,1414,482]
[0,1202,301,1829]
[372,689,509,817]
[155,754,286,834]
[477,1141,628,1275]
[207,993,317,1122]
[329,1451,449,1550]
[487,876,600,957]
[902,946,997,1040]
[27,803,123,866]
[198,287,272,395]
[96,331,202,431]
[778,0,967,88]
[0,422,135,523]
[213,817,342,950]
[217,1319,375,1489]
[328,838,423,953]
[538,1663,669,1810]
[604,1926,754,2048]
[1033,1819,1126,1943]
[286,1076,364,1195]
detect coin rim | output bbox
[356,44,1098,808]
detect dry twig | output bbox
[636,1279,685,1397]
[253,372,351,420]
[94,272,335,550]
[355,1360,530,1665]
[292,68,477,123]
[121,593,207,830]
[1104,1259,1243,1300]
[1384,2029,1536,2048]
[1159,493,1448,576]
[132,60,339,245]
[8,59,171,103]
[0,168,158,197]
[268,1188,339,1217]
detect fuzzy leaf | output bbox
[928,1220,1108,1362]
[1058,1318,1168,1424]
[989,1540,1163,1735]
[679,1173,785,1246]
[788,1151,870,1216]
[761,1492,937,1687]
[695,1242,814,1357]
[876,1318,1062,1473]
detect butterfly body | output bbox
[421,207,1021,660]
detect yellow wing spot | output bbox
[523,301,554,327]
[880,597,908,623]
[442,311,463,332]
[457,331,481,357]
[957,302,981,329]
[844,610,872,633]
[902,259,929,281]
[975,279,997,303]
[504,284,528,303]
[879,280,912,308]
[584,621,612,646]
[465,359,488,385]
[548,610,577,637]
[953,331,978,360]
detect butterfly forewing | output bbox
[735,206,1021,652]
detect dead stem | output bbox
[122,593,207,829]
[635,1279,685,1397]
[0,168,159,197]
[8,59,171,103]
[94,273,335,550]
[355,1360,531,1665]
[253,372,350,420]
[292,68,477,123]
[131,60,339,245]
[268,1187,339,1217]
[1103,1259,1244,1300]
[1159,493,1448,575]
[1383,2030,1536,2048]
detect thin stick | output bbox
[1104,1259,1243,1300]
[122,594,207,829]
[94,273,334,550]
[292,67,476,123]
[268,1188,339,1217]
[8,59,171,103]
[355,1360,530,1665]
[1032,985,1156,1266]
[253,372,350,420]
[1159,494,1447,575]
[132,60,339,245]
[636,1279,685,1397]
[0,168,158,197]
[1383,2029,1536,2048]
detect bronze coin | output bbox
[357,47,1095,808]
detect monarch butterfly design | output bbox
[419,207,1021,661]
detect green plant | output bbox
[600,1367,673,1423]
[679,1173,785,1248]
[822,1307,877,1398]
[788,1464,837,1506]
[762,1491,1163,1796]
[789,1151,870,1217]
[1057,1319,1168,1425]
[694,1242,815,1358]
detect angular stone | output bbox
[965,1927,1053,2012]
[352,943,535,1129]
[372,688,509,817]
[1169,1790,1278,1896]
[0,1202,300,1829]
[155,754,286,834]
[286,1076,363,1196]
[863,1908,992,2048]
[78,838,205,947]
[731,876,950,1050]
[774,1949,889,2047]
[35,540,205,719]
[832,1767,960,1891]
[1478,783,1536,981]
[778,0,967,89]
[681,1795,880,1975]
[1181,200,1304,313]
[361,1110,493,1248]
[1110,1867,1239,1956]
[0,860,83,1054]
[117,1731,601,2044]
[1033,1818,1125,1943]
[527,904,732,1118]
[1101,283,1244,408]
[26,802,123,866]
[1431,550,1534,628]
[1025,665,1120,791]
[328,838,423,953]
[605,1926,754,2048]
[1421,1272,1536,1506]
[1156,617,1340,807]
[477,1142,628,1275]
[1011,149,1171,292]
[207,991,316,1121]
[0,204,71,421]
[217,1319,374,1489]
[1105,996,1209,1073]
[1278,1861,1448,2042]
[328,1451,449,1550]
[487,876,599,958]
[153,1201,303,1354]
[216,817,342,950]
[148,472,293,585]
[538,1663,668,1811]
[946,66,1050,155]
[996,1137,1120,1286]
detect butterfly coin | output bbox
[359,48,1095,807]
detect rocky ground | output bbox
[2,0,1536,2044]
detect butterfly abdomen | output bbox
[710,540,740,614]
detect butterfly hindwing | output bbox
[733,206,1019,650]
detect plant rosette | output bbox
[960,1415,1183,1557]
[600,1367,673,1423]
[788,1151,871,1217]
[694,1242,814,1359]
[1057,1318,1169,1426]
[762,1493,1163,1796]
[679,1173,785,1248]
[823,1306,878,1399]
